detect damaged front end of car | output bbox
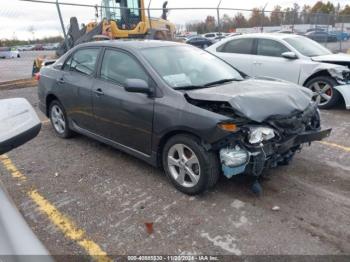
[215,103,331,193]
[185,83,332,193]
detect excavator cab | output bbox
[102,0,143,31]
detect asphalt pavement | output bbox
[0,51,55,82]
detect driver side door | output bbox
[91,48,155,155]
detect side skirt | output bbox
[70,121,158,167]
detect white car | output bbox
[207,33,350,109]
[203,32,224,40]
[0,48,20,59]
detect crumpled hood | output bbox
[186,78,313,122]
[312,53,350,63]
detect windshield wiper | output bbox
[203,78,238,87]
[173,78,240,90]
[173,85,206,91]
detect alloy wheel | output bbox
[167,144,201,188]
[51,105,66,134]
[310,81,333,106]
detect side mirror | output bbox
[0,98,41,155]
[124,79,152,94]
[282,52,298,59]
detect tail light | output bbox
[34,73,40,81]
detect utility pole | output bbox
[148,0,153,31]
[261,2,268,33]
[56,0,69,50]
[217,0,223,33]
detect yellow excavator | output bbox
[32,0,176,75]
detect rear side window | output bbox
[257,39,289,57]
[100,49,149,85]
[219,38,254,54]
[63,48,100,76]
[205,34,215,38]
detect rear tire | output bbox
[305,76,341,109]
[162,134,220,195]
[49,100,73,138]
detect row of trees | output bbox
[186,2,350,34]
[0,36,63,48]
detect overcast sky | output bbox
[0,0,349,40]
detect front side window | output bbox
[257,39,289,57]
[220,38,254,54]
[100,49,148,85]
[63,49,100,76]
[284,36,332,57]
[141,45,243,89]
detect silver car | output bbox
[207,33,350,109]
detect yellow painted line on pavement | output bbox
[0,155,111,262]
[319,141,350,153]
[28,190,112,262]
[0,154,27,181]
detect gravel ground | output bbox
[0,51,55,82]
[0,86,349,257]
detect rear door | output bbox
[252,38,301,83]
[56,48,100,131]
[91,48,154,155]
[214,38,255,76]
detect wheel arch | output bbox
[45,93,60,117]
[156,130,202,168]
[302,70,332,86]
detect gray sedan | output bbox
[37,40,331,195]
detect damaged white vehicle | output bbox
[207,33,350,109]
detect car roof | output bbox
[234,33,300,40]
[76,39,184,50]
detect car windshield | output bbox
[141,45,243,89]
[284,36,332,57]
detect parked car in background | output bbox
[225,33,242,38]
[186,36,213,49]
[330,30,350,41]
[275,29,302,35]
[32,44,44,51]
[213,35,226,42]
[207,33,350,109]
[43,44,58,50]
[304,31,338,43]
[203,32,223,40]
[0,47,20,58]
[38,40,331,195]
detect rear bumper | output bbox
[39,101,47,116]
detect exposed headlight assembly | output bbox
[249,127,275,144]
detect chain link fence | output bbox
[1,1,350,53]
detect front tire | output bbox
[305,76,341,109]
[162,134,220,195]
[49,100,73,138]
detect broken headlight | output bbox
[328,67,350,83]
[248,127,275,144]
